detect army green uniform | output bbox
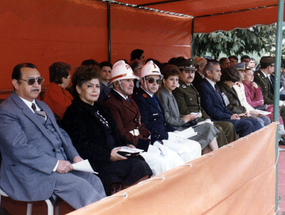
[254,69,285,123]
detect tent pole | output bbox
[107,2,111,62]
[191,18,194,58]
[274,0,284,213]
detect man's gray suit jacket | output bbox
[0,92,78,201]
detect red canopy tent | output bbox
[0,0,283,97]
[0,0,283,213]
[118,0,282,33]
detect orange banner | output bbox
[68,123,277,215]
[0,0,192,99]
[110,4,192,64]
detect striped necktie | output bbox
[32,103,46,118]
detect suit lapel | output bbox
[123,99,138,115]
[112,90,138,115]
[205,80,226,107]
[145,94,161,113]
[38,101,67,146]
[11,93,65,147]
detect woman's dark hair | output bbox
[81,59,100,67]
[99,61,112,69]
[71,65,101,98]
[130,49,144,61]
[161,64,181,81]
[49,62,71,84]
[221,67,240,83]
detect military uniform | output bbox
[254,69,285,124]
[173,80,237,146]
[254,70,274,105]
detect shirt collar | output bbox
[260,69,268,77]
[205,77,216,89]
[18,96,39,112]
[140,86,154,97]
[113,89,128,100]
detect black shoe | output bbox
[279,139,285,145]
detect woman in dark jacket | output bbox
[61,65,152,195]
[217,67,262,130]
[217,67,246,114]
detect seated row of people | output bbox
[57,58,264,193]
[60,66,152,195]
[0,53,279,211]
[198,56,285,141]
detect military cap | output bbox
[177,58,196,71]
[233,62,245,71]
[260,56,275,68]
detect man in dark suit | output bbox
[197,61,259,137]
[0,63,105,209]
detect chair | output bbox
[0,188,61,215]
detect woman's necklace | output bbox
[94,110,109,127]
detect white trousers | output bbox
[140,144,184,176]
[163,131,201,163]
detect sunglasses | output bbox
[146,78,162,84]
[20,77,44,85]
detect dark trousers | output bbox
[223,117,262,137]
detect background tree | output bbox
[193,24,285,59]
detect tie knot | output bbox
[31,103,36,111]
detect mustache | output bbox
[31,88,40,92]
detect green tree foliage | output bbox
[193,24,285,59]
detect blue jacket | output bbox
[197,79,233,121]
[132,87,175,141]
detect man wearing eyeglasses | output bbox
[132,60,201,164]
[0,63,106,209]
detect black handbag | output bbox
[255,104,267,111]
[182,117,198,127]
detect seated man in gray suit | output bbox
[0,63,106,209]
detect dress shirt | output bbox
[19,96,59,171]
[205,77,216,90]
[113,89,129,101]
[140,86,154,98]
